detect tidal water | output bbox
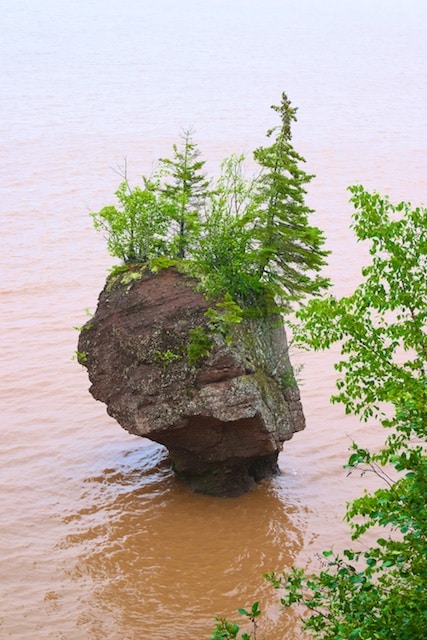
[1,1,426,638]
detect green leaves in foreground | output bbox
[210,188,427,639]
[296,186,427,426]
[279,187,427,639]
[210,602,262,640]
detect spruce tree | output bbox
[159,130,210,259]
[252,92,329,308]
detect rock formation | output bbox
[78,267,305,496]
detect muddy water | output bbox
[1,0,426,638]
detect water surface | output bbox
[1,1,426,637]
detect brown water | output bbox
[1,1,426,638]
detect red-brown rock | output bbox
[78,267,305,496]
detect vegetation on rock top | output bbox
[91,92,330,317]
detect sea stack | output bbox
[78,267,305,496]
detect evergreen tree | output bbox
[251,92,329,308]
[159,129,210,259]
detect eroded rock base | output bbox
[173,453,280,497]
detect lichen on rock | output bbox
[78,266,305,497]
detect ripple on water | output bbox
[53,443,308,639]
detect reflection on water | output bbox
[59,444,307,639]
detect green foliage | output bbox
[250,92,330,309]
[148,256,178,272]
[104,263,147,293]
[154,349,181,367]
[73,323,93,332]
[120,269,144,285]
[73,349,87,364]
[275,187,427,639]
[274,363,301,390]
[238,601,262,624]
[91,94,329,317]
[159,129,210,259]
[210,187,427,639]
[91,176,169,263]
[205,295,243,346]
[192,154,264,306]
[210,618,241,640]
[210,603,263,640]
[187,326,213,366]
[108,263,135,277]
[296,185,427,429]
[186,296,243,366]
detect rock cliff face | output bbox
[78,267,305,496]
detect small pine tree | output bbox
[251,92,329,308]
[159,129,210,259]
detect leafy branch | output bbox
[210,187,427,639]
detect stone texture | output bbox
[78,267,305,496]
